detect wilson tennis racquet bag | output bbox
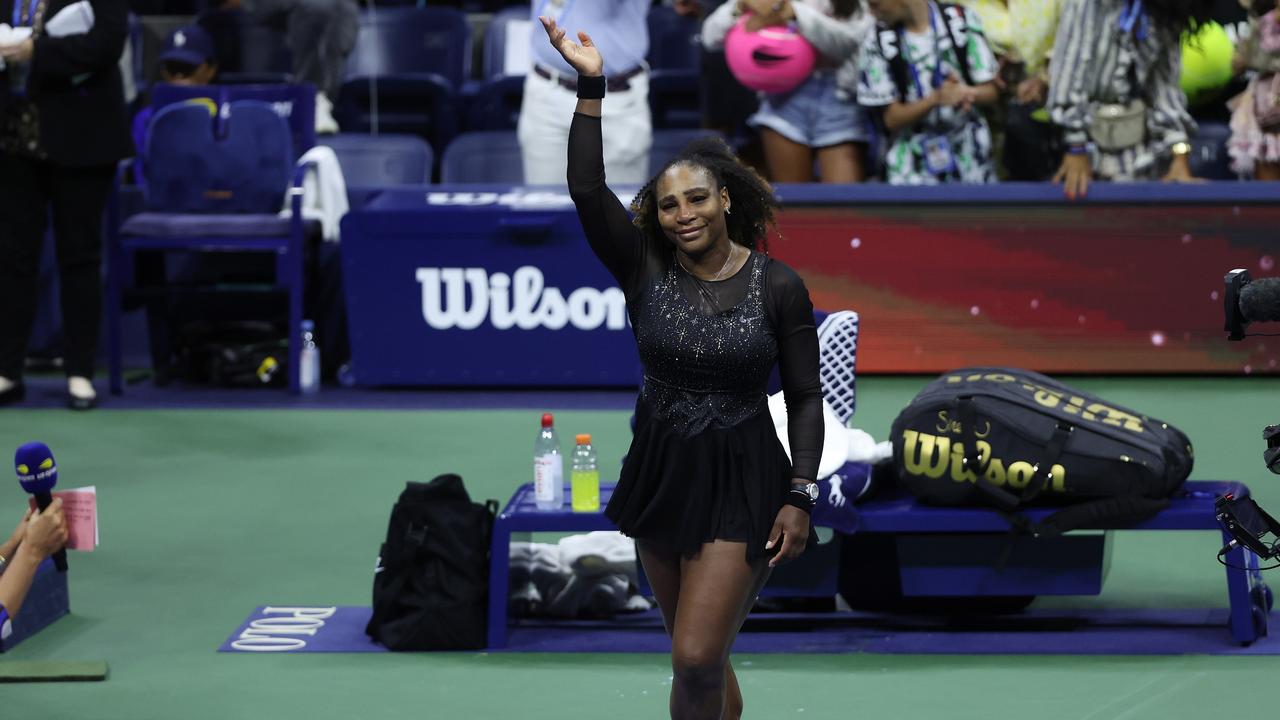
[891,368,1194,534]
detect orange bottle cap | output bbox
[575,434,592,444]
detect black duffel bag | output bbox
[366,474,498,650]
[891,368,1194,534]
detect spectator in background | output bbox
[857,0,1000,184]
[0,0,133,410]
[702,0,875,182]
[1229,0,1280,179]
[132,25,219,176]
[518,0,653,186]
[1049,0,1208,199]
[209,0,357,134]
[0,502,69,641]
[958,0,1062,180]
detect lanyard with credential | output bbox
[11,0,38,27]
[900,2,945,101]
[1117,0,1148,41]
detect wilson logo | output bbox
[415,266,627,331]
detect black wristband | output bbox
[577,74,606,100]
[783,492,813,514]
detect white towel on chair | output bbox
[284,146,349,242]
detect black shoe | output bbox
[0,381,25,406]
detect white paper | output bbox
[502,19,532,77]
[42,0,94,38]
[0,24,33,71]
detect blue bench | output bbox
[486,480,1271,649]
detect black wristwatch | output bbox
[785,481,819,512]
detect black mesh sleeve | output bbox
[767,261,824,481]
[567,112,645,297]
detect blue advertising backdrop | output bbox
[342,188,643,386]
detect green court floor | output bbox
[1,377,1278,719]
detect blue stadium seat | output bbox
[440,131,524,184]
[467,6,530,132]
[337,7,469,149]
[647,4,702,71]
[344,7,471,87]
[148,83,317,162]
[646,5,702,129]
[649,129,726,174]
[107,100,317,395]
[1190,121,1235,180]
[319,133,433,205]
[319,133,432,185]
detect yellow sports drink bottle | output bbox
[570,433,600,512]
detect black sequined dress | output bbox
[567,113,824,562]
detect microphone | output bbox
[1225,269,1280,340]
[14,442,67,572]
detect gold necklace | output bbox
[677,244,738,281]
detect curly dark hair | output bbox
[629,137,781,253]
[1144,0,1217,39]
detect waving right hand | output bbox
[539,15,604,78]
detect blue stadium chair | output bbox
[440,131,524,184]
[1190,121,1235,180]
[646,4,702,129]
[149,83,317,162]
[106,100,318,395]
[649,128,725,174]
[336,7,469,149]
[318,133,433,205]
[467,5,529,131]
[344,7,470,87]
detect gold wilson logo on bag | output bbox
[900,429,1068,493]
[944,372,1146,435]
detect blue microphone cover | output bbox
[15,442,57,495]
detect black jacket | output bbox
[0,0,132,167]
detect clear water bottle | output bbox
[533,413,563,510]
[299,320,320,394]
[571,433,599,513]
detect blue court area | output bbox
[2,376,1280,719]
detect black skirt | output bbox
[605,395,811,564]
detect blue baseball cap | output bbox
[160,25,216,67]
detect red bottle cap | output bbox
[541,413,554,428]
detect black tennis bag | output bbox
[891,368,1194,534]
[365,474,498,650]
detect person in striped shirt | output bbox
[0,499,68,642]
[1048,0,1213,198]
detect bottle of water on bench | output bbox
[534,413,564,510]
[299,320,320,394]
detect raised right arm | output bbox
[567,110,645,291]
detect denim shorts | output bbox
[749,71,871,148]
